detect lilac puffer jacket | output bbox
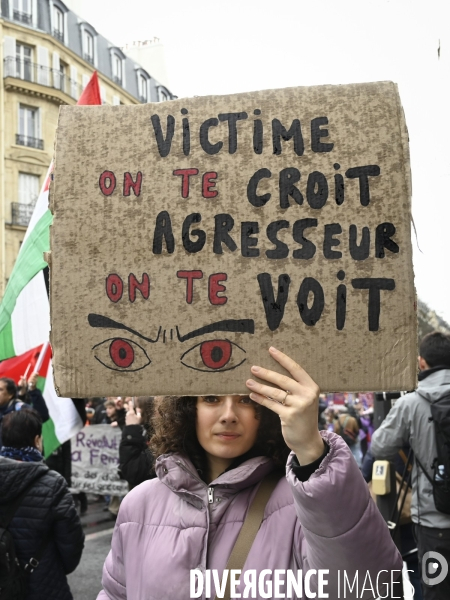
[98,431,402,599]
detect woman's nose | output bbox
[220,398,238,422]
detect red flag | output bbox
[0,344,51,384]
[77,71,102,106]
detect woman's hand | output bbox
[246,346,324,466]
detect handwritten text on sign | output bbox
[51,83,416,394]
[70,425,128,495]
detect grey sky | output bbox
[76,0,449,323]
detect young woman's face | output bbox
[195,395,260,463]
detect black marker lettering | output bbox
[266,221,290,259]
[150,114,175,158]
[257,273,291,331]
[297,278,324,326]
[182,213,206,253]
[311,117,334,152]
[345,165,381,206]
[292,219,317,260]
[213,214,237,254]
[272,119,304,156]
[241,222,260,258]
[279,168,303,208]
[351,278,395,331]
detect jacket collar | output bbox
[155,452,275,508]
[418,365,450,381]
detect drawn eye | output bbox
[181,339,246,373]
[93,338,151,372]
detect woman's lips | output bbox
[215,433,240,440]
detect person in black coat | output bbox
[119,397,156,488]
[0,408,84,600]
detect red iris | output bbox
[109,339,135,368]
[200,340,232,370]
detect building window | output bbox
[17,105,43,150]
[112,53,123,85]
[53,6,64,43]
[158,87,169,102]
[13,0,32,25]
[12,173,40,227]
[138,74,148,103]
[16,42,33,82]
[57,60,67,93]
[83,30,94,64]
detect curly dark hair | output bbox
[149,396,290,478]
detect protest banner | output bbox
[71,425,128,496]
[50,82,416,395]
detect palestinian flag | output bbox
[0,343,83,457]
[0,72,102,453]
[0,72,102,357]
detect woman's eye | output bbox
[180,339,246,373]
[92,337,151,372]
[240,396,252,404]
[203,396,220,403]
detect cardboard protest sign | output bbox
[71,425,128,495]
[50,82,416,396]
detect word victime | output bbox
[105,271,395,332]
[151,112,334,157]
[190,569,412,599]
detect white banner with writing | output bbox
[71,425,129,495]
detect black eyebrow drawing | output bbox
[176,319,255,343]
[88,314,161,343]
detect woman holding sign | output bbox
[97,347,403,600]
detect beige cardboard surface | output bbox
[50,82,417,396]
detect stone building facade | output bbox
[0,0,175,295]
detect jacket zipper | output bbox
[173,459,216,504]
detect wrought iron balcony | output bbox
[16,134,44,150]
[11,203,35,227]
[53,29,64,44]
[13,10,32,25]
[113,75,123,86]
[83,53,94,65]
[4,57,83,100]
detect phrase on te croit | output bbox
[96,113,400,333]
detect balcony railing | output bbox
[16,134,44,150]
[113,75,122,86]
[83,53,94,65]
[11,202,35,227]
[13,10,32,25]
[53,29,64,43]
[4,57,84,99]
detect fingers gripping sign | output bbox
[246,347,325,466]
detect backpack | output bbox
[338,416,358,446]
[415,391,450,515]
[0,475,47,599]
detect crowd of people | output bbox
[0,332,449,599]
